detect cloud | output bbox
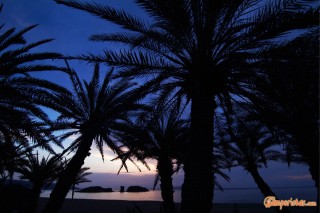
[83,145,157,175]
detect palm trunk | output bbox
[181,78,215,213]
[298,139,319,189]
[295,129,319,190]
[42,138,93,213]
[297,140,319,212]
[72,184,75,199]
[248,166,290,213]
[306,154,319,189]
[20,183,42,213]
[158,154,175,213]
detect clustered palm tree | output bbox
[0,1,318,213]
[0,3,67,212]
[53,0,319,212]
[0,3,67,182]
[113,106,189,213]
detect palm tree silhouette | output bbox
[114,106,231,213]
[0,136,32,182]
[54,1,319,211]
[0,76,66,153]
[16,152,66,213]
[0,3,68,154]
[71,167,92,199]
[218,113,290,213]
[255,31,319,189]
[113,106,189,213]
[252,30,319,210]
[42,62,148,212]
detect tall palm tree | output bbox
[71,167,92,199]
[54,1,319,212]
[254,31,319,188]
[114,106,231,213]
[113,107,189,213]
[42,62,148,212]
[251,30,319,211]
[16,152,66,213]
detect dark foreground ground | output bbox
[36,198,317,213]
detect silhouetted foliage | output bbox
[0,3,68,183]
[54,0,319,212]
[254,31,319,189]
[0,183,31,213]
[113,106,188,213]
[0,140,33,185]
[16,152,66,213]
[42,62,149,212]
[71,167,92,199]
[217,111,290,213]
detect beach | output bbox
[37,198,317,213]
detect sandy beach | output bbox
[36,198,317,213]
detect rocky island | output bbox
[77,186,113,193]
[126,186,149,192]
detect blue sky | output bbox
[1,0,317,200]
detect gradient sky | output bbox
[1,0,316,198]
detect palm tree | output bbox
[71,167,92,199]
[54,1,319,212]
[15,152,66,213]
[0,70,68,154]
[42,62,148,212]
[0,3,68,153]
[217,112,290,213]
[250,30,319,211]
[253,31,319,189]
[0,135,31,182]
[113,107,189,213]
[114,106,231,213]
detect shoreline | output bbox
[37,198,317,213]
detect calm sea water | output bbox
[41,187,317,203]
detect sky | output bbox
[1,0,317,198]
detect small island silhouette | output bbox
[127,186,149,192]
[77,186,113,193]
[76,185,149,193]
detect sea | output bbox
[40,187,317,203]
